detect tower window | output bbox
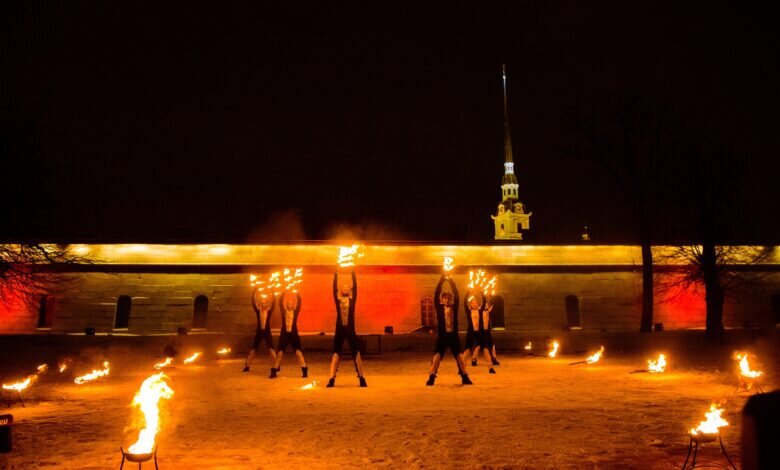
[193,295,209,329]
[114,295,132,329]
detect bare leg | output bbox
[455,353,468,375]
[274,351,284,370]
[471,346,481,364]
[354,351,365,378]
[329,353,340,379]
[267,348,277,362]
[492,345,499,361]
[295,350,306,367]
[245,349,256,368]
[483,347,493,369]
[429,353,442,375]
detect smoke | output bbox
[245,208,307,241]
[323,220,410,242]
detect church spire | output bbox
[502,63,514,165]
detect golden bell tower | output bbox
[492,63,531,240]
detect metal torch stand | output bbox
[119,446,158,470]
[734,377,764,396]
[681,434,736,470]
[2,391,24,408]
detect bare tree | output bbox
[0,243,91,307]
[572,97,685,332]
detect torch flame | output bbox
[690,403,729,435]
[217,347,231,355]
[2,375,36,392]
[127,373,174,455]
[548,341,559,358]
[736,353,762,379]
[153,357,173,370]
[74,361,110,384]
[182,352,201,364]
[300,380,318,390]
[442,257,455,273]
[524,342,532,350]
[59,364,67,373]
[37,364,49,374]
[585,346,605,364]
[337,243,364,267]
[647,354,667,373]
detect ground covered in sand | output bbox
[1,341,776,469]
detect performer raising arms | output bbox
[427,273,472,386]
[468,294,496,374]
[243,290,277,373]
[485,297,500,366]
[326,270,367,388]
[271,290,308,379]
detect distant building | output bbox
[492,64,531,240]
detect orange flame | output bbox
[216,347,231,355]
[300,380,318,390]
[153,357,173,370]
[647,354,667,373]
[736,353,762,379]
[282,267,304,292]
[59,364,67,373]
[182,352,201,364]
[36,364,48,374]
[442,257,455,273]
[585,346,605,364]
[127,373,174,455]
[524,342,532,351]
[337,244,364,267]
[690,403,729,435]
[548,341,559,358]
[74,361,110,384]
[2,375,36,392]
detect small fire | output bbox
[337,243,364,267]
[443,257,455,273]
[647,354,667,373]
[548,341,559,358]
[127,373,174,455]
[736,353,762,379]
[37,364,49,374]
[524,342,532,351]
[59,364,68,373]
[468,270,486,289]
[182,352,201,364]
[300,381,318,390]
[282,267,304,292]
[58,357,72,373]
[153,357,173,370]
[74,361,110,384]
[690,403,729,436]
[2,376,35,392]
[585,346,605,364]
[217,347,231,355]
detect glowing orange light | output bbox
[337,243,364,267]
[524,342,532,351]
[585,346,605,364]
[127,373,174,455]
[548,341,559,358]
[2,376,35,392]
[300,381,318,390]
[647,354,667,373]
[736,353,762,379]
[153,357,173,370]
[690,403,729,436]
[442,257,455,273]
[74,361,110,384]
[217,347,231,355]
[36,364,48,374]
[182,352,201,364]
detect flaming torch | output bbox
[182,352,201,365]
[524,342,532,351]
[735,353,764,393]
[216,347,231,355]
[153,357,173,370]
[548,341,559,358]
[36,364,49,374]
[74,361,110,384]
[282,267,304,293]
[2,376,34,393]
[631,354,667,374]
[570,346,604,365]
[299,380,318,390]
[682,402,737,469]
[337,243,364,268]
[58,357,73,373]
[122,373,174,464]
[442,257,455,274]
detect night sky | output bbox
[2,1,779,243]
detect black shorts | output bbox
[465,329,481,350]
[277,331,302,352]
[434,332,462,357]
[479,330,494,349]
[333,326,360,357]
[252,328,273,350]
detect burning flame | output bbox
[217,347,231,355]
[585,346,605,364]
[127,373,174,455]
[442,257,455,273]
[182,352,201,364]
[466,270,498,296]
[548,341,559,358]
[337,243,364,267]
[2,376,35,392]
[74,361,110,384]
[283,267,304,292]
[37,364,48,373]
[524,342,532,351]
[736,353,762,379]
[300,381,318,390]
[58,357,72,373]
[690,403,729,435]
[153,357,173,370]
[59,364,68,373]
[647,354,667,373]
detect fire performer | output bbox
[326,270,367,388]
[243,290,277,373]
[427,274,472,386]
[484,297,500,366]
[271,290,308,378]
[464,293,495,374]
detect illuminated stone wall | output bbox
[1,244,777,334]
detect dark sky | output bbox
[2,1,779,243]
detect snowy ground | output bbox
[1,341,777,469]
